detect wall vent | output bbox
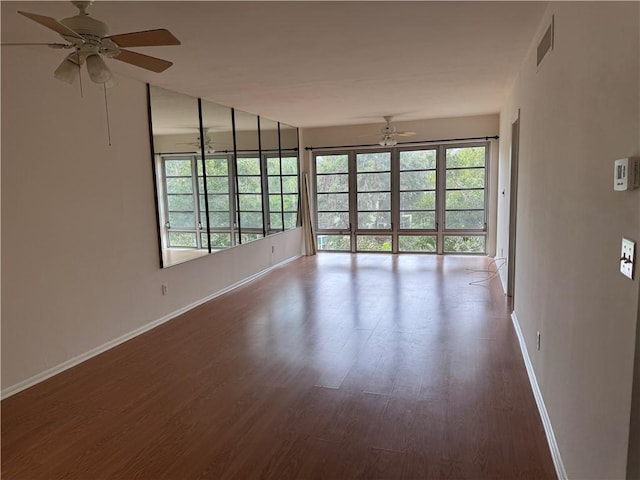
[537,15,554,67]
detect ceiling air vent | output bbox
[537,15,554,67]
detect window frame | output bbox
[313,141,489,254]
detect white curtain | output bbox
[300,172,317,256]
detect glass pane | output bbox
[238,212,263,228]
[268,176,281,194]
[400,191,435,210]
[446,190,484,210]
[317,235,350,251]
[356,152,390,172]
[400,171,436,191]
[205,158,228,176]
[317,212,349,230]
[238,194,262,211]
[267,157,280,174]
[203,177,228,194]
[165,159,192,177]
[357,212,391,230]
[399,211,436,229]
[199,232,208,248]
[317,174,348,193]
[357,172,390,191]
[398,235,437,252]
[316,154,348,174]
[165,177,193,194]
[446,147,486,168]
[317,193,348,211]
[357,235,392,252]
[445,210,485,230]
[270,213,283,230]
[167,194,194,211]
[201,194,229,211]
[269,194,282,211]
[168,211,195,228]
[443,235,486,253]
[238,232,264,244]
[400,150,437,170]
[281,157,298,175]
[168,231,197,248]
[357,192,390,211]
[282,176,298,193]
[237,176,262,193]
[209,233,231,248]
[236,157,261,175]
[284,212,298,229]
[208,211,230,228]
[283,194,298,212]
[446,168,485,189]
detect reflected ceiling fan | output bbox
[2,1,180,86]
[178,129,227,154]
[377,116,416,146]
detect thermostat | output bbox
[614,157,639,191]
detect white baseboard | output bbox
[511,312,568,480]
[1,255,303,400]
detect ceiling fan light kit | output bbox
[86,53,112,84]
[53,54,79,84]
[7,1,180,87]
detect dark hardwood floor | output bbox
[1,254,556,479]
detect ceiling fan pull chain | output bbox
[103,83,112,146]
[76,49,83,98]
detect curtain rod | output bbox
[304,135,499,151]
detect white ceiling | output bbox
[1,1,547,128]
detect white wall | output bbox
[1,44,303,394]
[304,115,500,255]
[496,3,640,478]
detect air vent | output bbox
[537,15,554,67]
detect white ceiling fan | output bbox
[378,116,416,146]
[178,129,227,154]
[2,1,180,86]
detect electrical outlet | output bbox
[162,284,169,296]
[620,238,636,280]
[536,331,541,351]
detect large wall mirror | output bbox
[148,85,300,267]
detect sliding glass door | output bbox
[314,143,488,254]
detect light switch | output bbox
[620,238,636,280]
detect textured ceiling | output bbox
[1,1,547,128]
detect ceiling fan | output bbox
[378,116,416,146]
[2,1,180,86]
[178,129,227,154]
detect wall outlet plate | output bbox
[620,238,636,280]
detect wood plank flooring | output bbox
[1,254,557,479]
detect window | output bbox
[201,157,232,249]
[163,157,200,249]
[444,146,486,231]
[314,143,488,254]
[267,154,300,232]
[158,151,299,253]
[236,156,264,237]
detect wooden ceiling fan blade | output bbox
[106,29,180,48]
[113,49,173,73]
[17,11,84,41]
[397,131,416,137]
